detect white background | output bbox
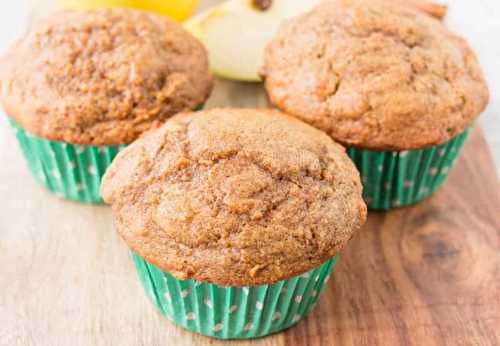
[0,0,499,172]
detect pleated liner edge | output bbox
[346,129,470,210]
[7,105,205,204]
[132,252,337,340]
[9,119,125,204]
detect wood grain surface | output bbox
[0,76,499,346]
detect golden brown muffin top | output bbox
[261,0,489,150]
[101,108,366,286]
[0,9,213,145]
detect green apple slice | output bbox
[185,0,321,82]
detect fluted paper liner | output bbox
[132,252,336,339]
[9,119,125,204]
[346,129,470,210]
[7,105,204,203]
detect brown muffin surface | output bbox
[0,9,213,145]
[262,0,489,150]
[101,109,366,286]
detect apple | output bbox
[184,0,321,82]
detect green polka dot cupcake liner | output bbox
[346,129,470,210]
[132,252,336,340]
[8,119,126,204]
[7,106,204,203]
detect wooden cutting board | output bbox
[0,78,499,346]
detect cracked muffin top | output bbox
[261,0,489,150]
[101,108,367,286]
[0,9,213,145]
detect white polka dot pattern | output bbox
[8,119,126,204]
[204,299,213,309]
[346,129,470,210]
[132,253,337,339]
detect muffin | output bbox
[261,0,489,210]
[0,9,213,203]
[101,108,367,339]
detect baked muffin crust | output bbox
[101,109,366,286]
[262,0,489,150]
[0,9,213,145]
